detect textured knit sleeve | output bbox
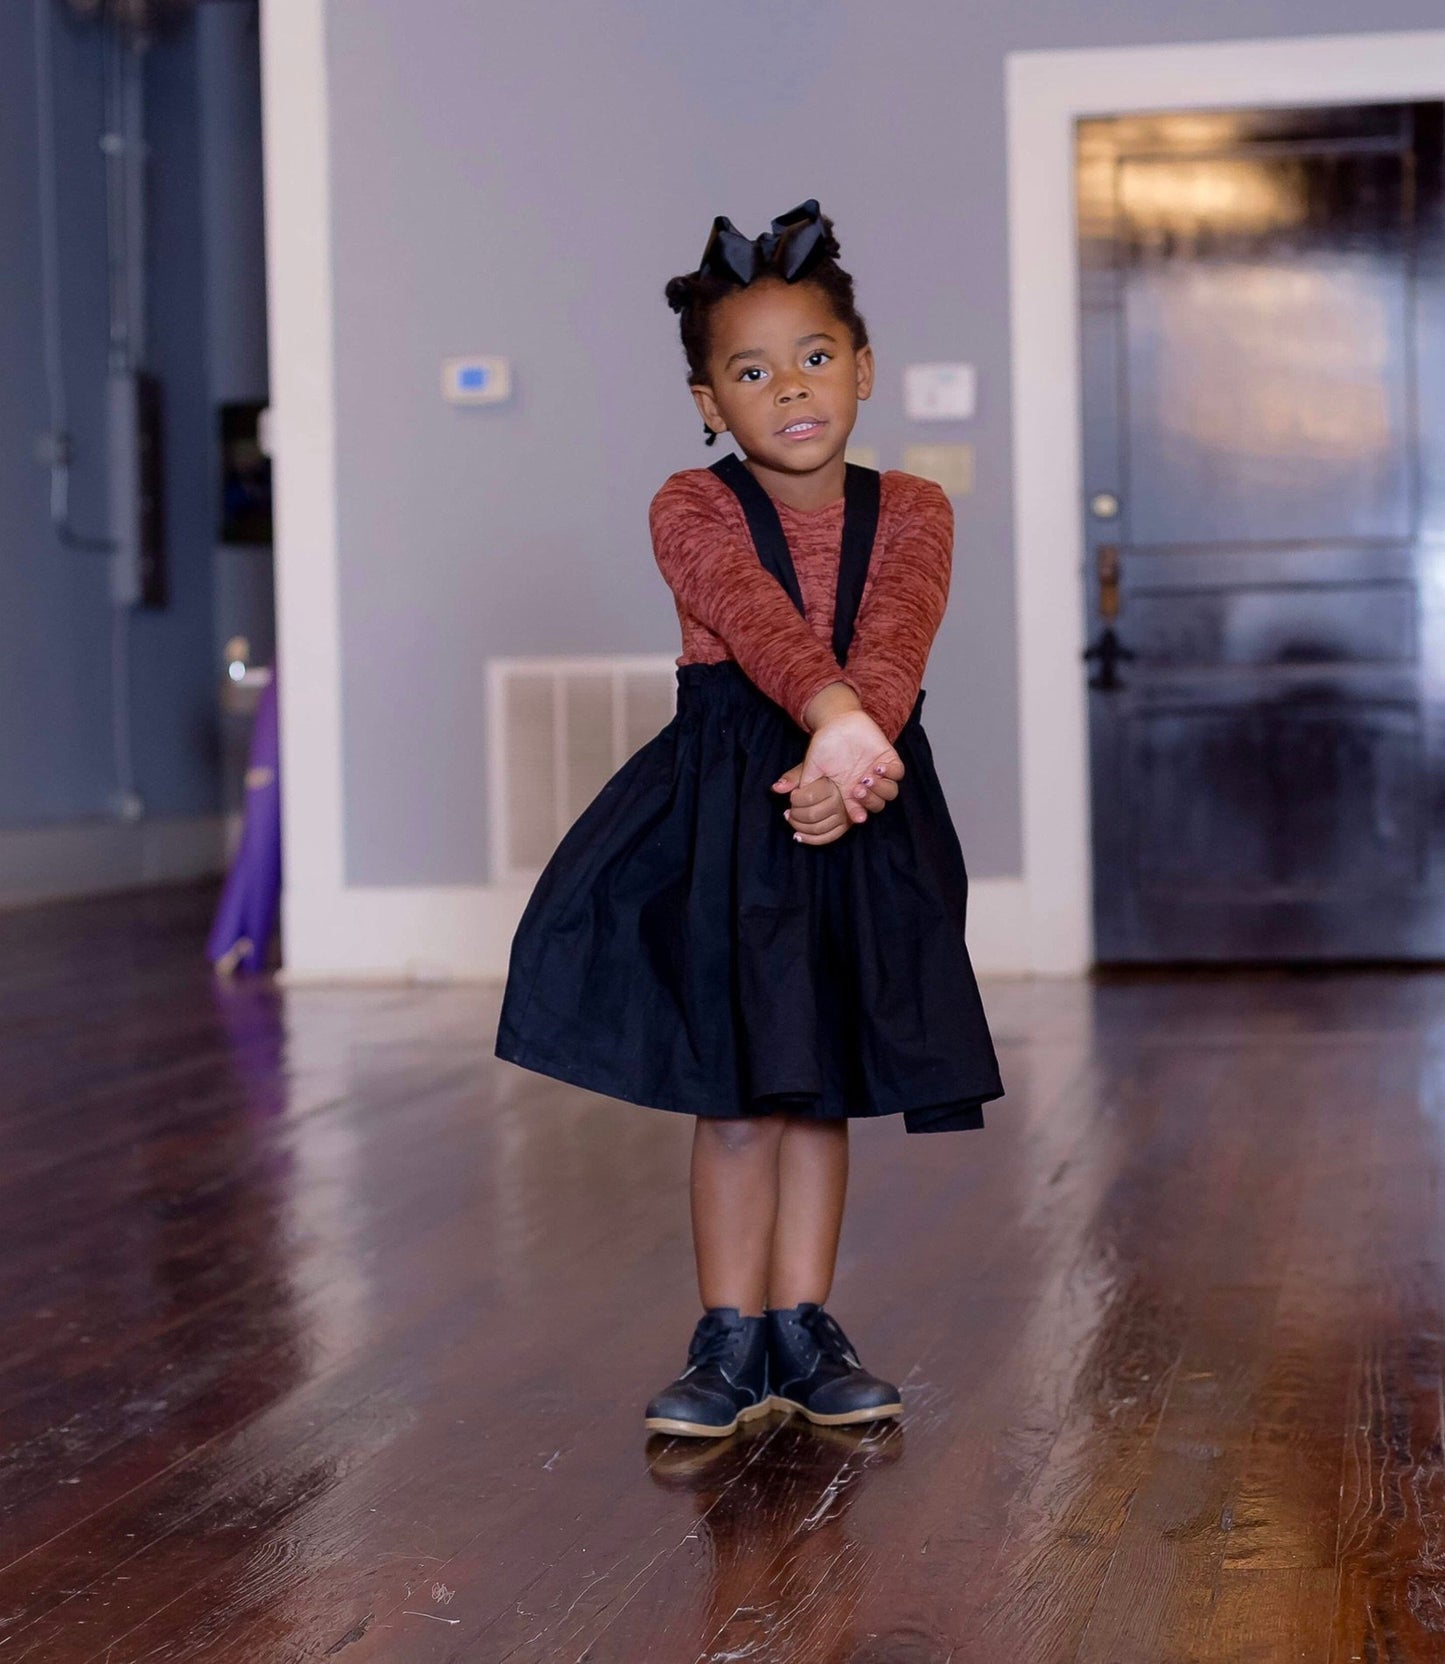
[844,475,953,743]
[650,471,855,729]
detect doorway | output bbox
[1079,101,1445,961]
[1006,32,1445,975]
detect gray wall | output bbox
[327,0,1445,886]
[0,2,266,836]
[1,4,116,826]
[134,17,219,821]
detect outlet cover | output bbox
[903,443,974,496]
[904,362,976,422]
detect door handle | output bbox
[1084,626,1136,691]
[1084,546,1134,690]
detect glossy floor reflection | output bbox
[3,883,1445,1660]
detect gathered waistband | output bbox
[673,660,925,731]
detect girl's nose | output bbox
[776,384,810,405]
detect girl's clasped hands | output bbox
[773,706,905,847]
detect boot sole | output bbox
[643,1397,774,1440]
[768,1393,904,1427]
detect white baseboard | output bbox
[965,877,1030,976]
[276,874,1031,983]
[0,814,229,910]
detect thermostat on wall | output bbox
[442,356,512,405]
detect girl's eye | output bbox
[805,351,832,367]
[738,367,766,383]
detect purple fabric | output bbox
[207,672,281,975]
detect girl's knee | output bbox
[695,1115,781,1156]
[781,1113,848,1139]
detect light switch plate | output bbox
[903,443,974,496]
[904,362,976,422]
[442,355,512,405]
[845,445,879,470]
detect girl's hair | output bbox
[664,206,869,442]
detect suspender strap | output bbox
[833,464,880,663]
[708,453,880,667]
[709,453,805,612]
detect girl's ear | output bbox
[691,382,726,440]
[854,344,876,403]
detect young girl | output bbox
[496,201,1002,1439]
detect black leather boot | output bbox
[644,1308,771,1438]
[767,1303,903,1426]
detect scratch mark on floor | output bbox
[556,1569,610,1627]
[799,1469,853,1532]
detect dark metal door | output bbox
[1079,103,1445,962]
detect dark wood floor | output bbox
[6,885,1445,1659]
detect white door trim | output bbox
[260,0,530,979]
[1006,28,1445,974]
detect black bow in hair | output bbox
[694,199,838,290]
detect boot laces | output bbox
[687,1312,749,1371]
[800,1307,861,1369]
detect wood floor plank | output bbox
[1072,1283,1281,1662]
[1201,1567,1337,1662]
[1220,1052,1380,1581]
[1330,1076,1445,1663]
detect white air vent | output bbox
[487,655,678,883]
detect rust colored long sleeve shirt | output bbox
[649,467,953,742]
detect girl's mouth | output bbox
[778,418,827,441]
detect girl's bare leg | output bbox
[690,1116,786,1315]
[767,1116,849,1308]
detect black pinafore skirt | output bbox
[495,457,1004,1133]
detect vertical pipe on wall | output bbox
[102,7,146,816]
[34,0,110,552]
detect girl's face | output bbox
[690,279,874,482]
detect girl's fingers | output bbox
[786,798,840,828]
[790,777,840,809]
[854,776,900,813]
[789,754,901,831]
[793,810,844,835]
[791,805,848,842]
